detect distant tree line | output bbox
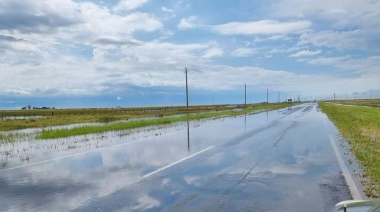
[21,105,55,110]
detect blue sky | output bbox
[0,0,379,109]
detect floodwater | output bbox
[1,116,43,120]
[0,103,353,211]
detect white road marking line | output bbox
[115,146,215,188]
[88,146,215,190]
[143,146,214,178]
[329,135,362,200]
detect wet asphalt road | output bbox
[0,103,352,211]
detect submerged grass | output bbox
[0,133,18,144]
[0,132,30,144]
[319,102,380,197]
[38,103,297,139]
[0,115,109,131]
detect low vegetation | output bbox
[0,103,296,132]
[319,102,380,197]
[0,105,241,131]
[333,99,380,108]
[38,103,297,139]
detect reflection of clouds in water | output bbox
[0,112,286,211]
[0,174,94,211]
[0,126,201,211]
[267,153,329,175]
[161,177,170,186]
[270,165,306,175]
[131,195,160,210]
[0,122,186,168]
[184,175,201,186]
[199,151,225,166]
[249,170,273,178]
[295,153,329,166]
[170,189,181,195]
[1,157,143,211]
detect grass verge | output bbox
[38,103,297,139]
[333,99,380,108]
[319,102,380,197]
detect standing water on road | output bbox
[0,104,353,211]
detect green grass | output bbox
[333,98,380,108]
[319,102,380,198]
[38,103,297,139]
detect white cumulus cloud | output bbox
[113,0,149,12]
[290,50,321,57]
[161,6,174,13]
[231,48,255,57]
[177,16,199,29]
[298,30,380,51]
[202,47,223,59]
[210,20,312,35]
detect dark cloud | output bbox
[94,37,142,46]
[0,14,79,33]
[42,88,60,95]
[0,34,26,42]
[34,88,60,95]
[11,61,41,66]
[0,1,82,33]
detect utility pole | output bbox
[278,92,280,103]
[185,67,189,110]
[370,89,373,99]
[266,88,269,103]
[334,93,336,101]
[244,84,247,108]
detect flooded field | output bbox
[1,116,43,120]
[1,120,183,169]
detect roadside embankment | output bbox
[319,102,380,198]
